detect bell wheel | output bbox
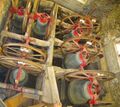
[2,43,47,63]
[65,70,115,82]
[0,56,44,74]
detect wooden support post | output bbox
[41,4,61,105]
[42,66,60,103]
[103,35,120,106]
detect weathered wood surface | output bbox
[51,0,88,14]
[103,36,120,107]
[47,3,59,65]
[0,98,6,107]
[0,30,63,47]
[41,4,61,104]
[104,36,120,74]
[0,30,50,47]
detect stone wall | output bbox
[101,4,120,37]
[101,3,120,107]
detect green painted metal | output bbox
[9,69,28,86]
[65,52,82,69]
[68,80,91,105]
[32,18,49,39]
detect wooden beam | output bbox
[0,30,63,47]
[0,31,50,47]
[0,82,43,96]
[41,4,60,104]
[29,104,44,107]
[46,3,59,65]
[0,98,6,107]
[51,0,85,14]
[54,38,63,46]
[42,66,60,103]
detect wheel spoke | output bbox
[68,17,74,25]
[72,40,80,48]
[4,50,21,56]
[28,56,45,63]
[31,54,43,57]
[6,47,21,55]
[66,75,88,80]
[3,43,47,63]
[0,56,43,73]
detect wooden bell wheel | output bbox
[0,56,44,74]
[57,14,101,36]
[65,70,115,82]
[92,18,101,34]
[2,43,47,63]
[59,14,93,35]
[61,36,102,64]
[95,101,112,106]
[22,0,32,32]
